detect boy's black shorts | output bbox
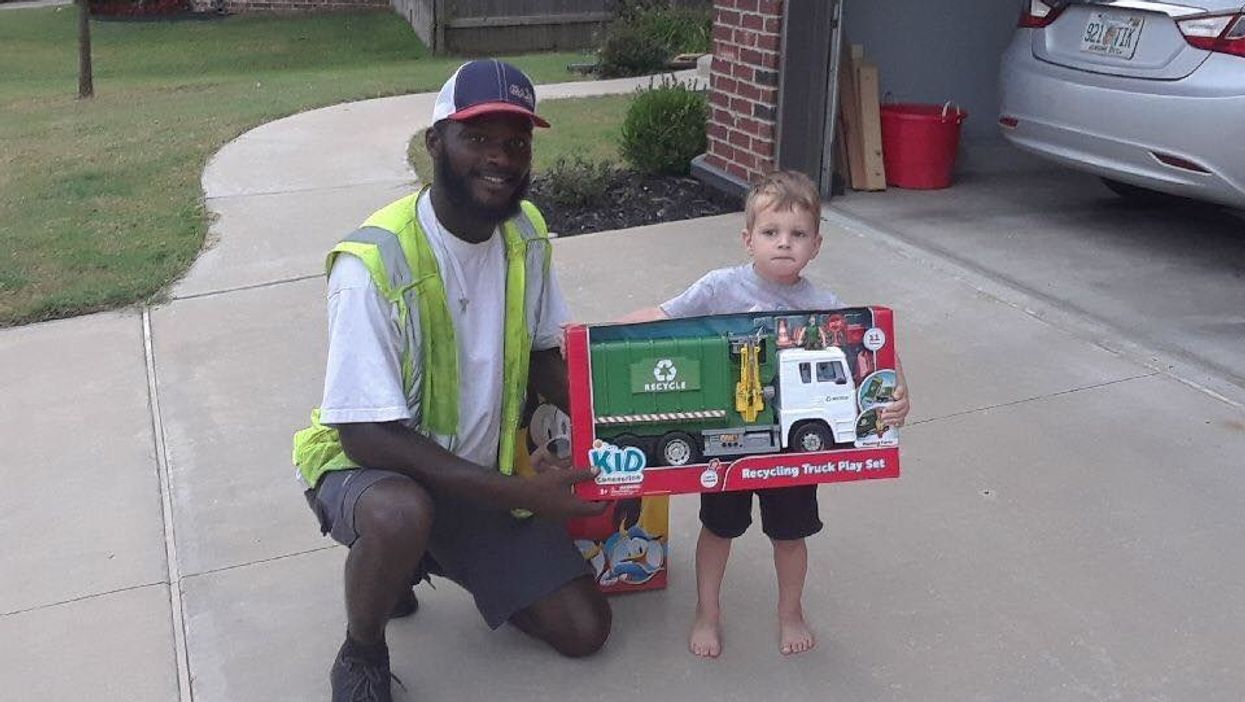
[699,484,823,541]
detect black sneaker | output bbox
[389,588,419,619]
[330,637,395,702]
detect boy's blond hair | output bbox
[744,170,821,232]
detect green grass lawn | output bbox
[0,8,589,325]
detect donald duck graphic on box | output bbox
[526,403,668,592]
[577,502,667,588]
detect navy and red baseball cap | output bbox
[432,59,550,128]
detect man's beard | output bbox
[434,154,531,225]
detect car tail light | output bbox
[1178,13,1245,58]
[1019,0,1068,28]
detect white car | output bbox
[1000,0,1245,208]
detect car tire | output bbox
[1100,178,1189,207]
[791,422,835,453]
[657,432,700,467]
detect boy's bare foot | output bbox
[779,610,815,655]
[689,607,722,658]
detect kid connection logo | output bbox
[589,440,647,485]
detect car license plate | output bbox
[1080,12,1145,59]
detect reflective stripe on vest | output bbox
[291,189,551,489]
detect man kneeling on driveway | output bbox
[292,59,610,702]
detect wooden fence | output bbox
[391,0,708,55]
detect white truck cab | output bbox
[775,347,858,449]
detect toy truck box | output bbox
[566,307,901,500]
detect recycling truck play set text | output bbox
[565,307,902,500]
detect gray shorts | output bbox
[305,468,591,629]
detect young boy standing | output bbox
[621,170,910,658]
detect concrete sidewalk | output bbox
[0,0,72,10]
[3,74,1244,702]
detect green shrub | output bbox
[620,77,708,176]
[597,22,670,78]
[613,0,668,23]
[539,156,616,209]
[597,2,712,77]
[627,6,713,55]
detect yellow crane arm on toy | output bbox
[735,340,764,422]
[746,341,764,419]
[734,342,750,417]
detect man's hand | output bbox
[878,382,910,428]
[529,439,572,474]
[515,468,608,520]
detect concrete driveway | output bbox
[831,140,1245,407]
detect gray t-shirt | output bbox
[660,264,843,318]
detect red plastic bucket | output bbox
[880,102,967,189]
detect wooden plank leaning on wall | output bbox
[836,43,887,192]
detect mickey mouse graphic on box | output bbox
[564,307,902,501]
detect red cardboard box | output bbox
[567,307,902,500]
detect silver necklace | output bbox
[423,198,472,314]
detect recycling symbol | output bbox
[653,359,678,382]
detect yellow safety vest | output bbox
[291,188,552,489]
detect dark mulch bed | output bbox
[529,169,742,237]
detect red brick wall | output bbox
[705,0,784,184]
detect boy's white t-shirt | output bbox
[319,194,569,468]
[660,263,843,317]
